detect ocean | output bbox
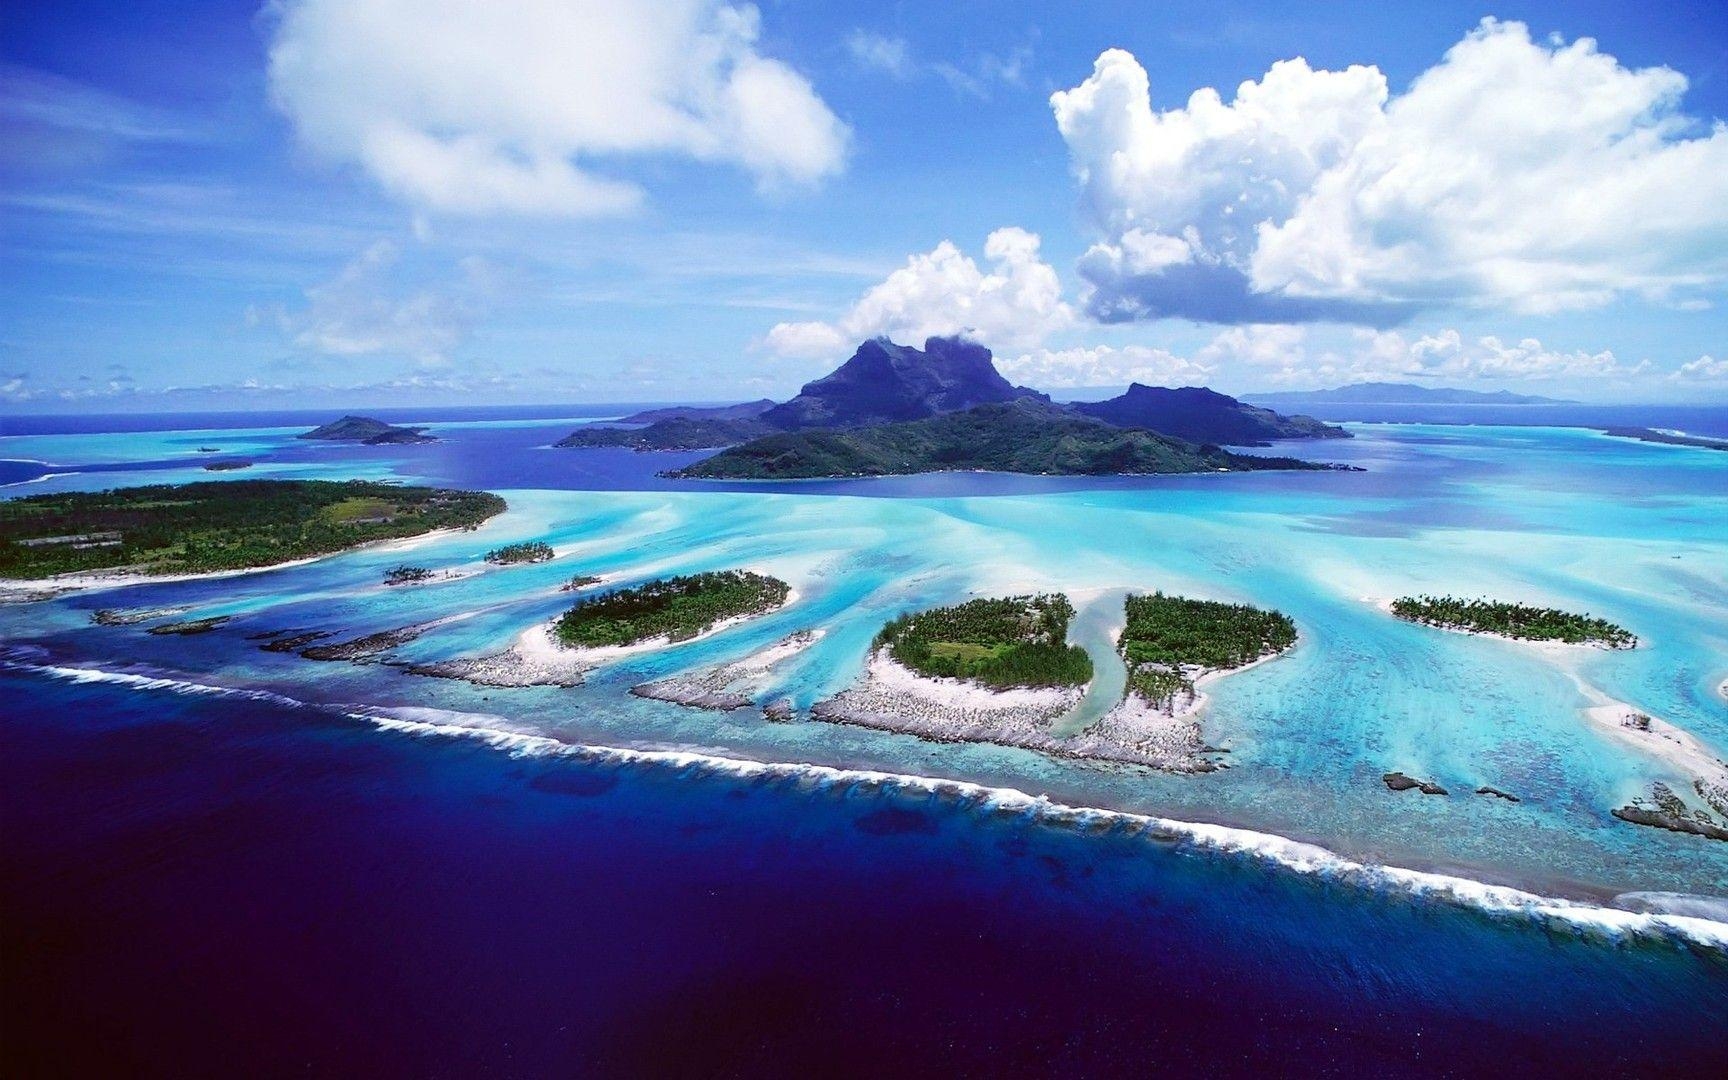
[2,403,1726,1073]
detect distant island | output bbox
[614,399,777,425]
[299,415,439,445]
[1390,595,1636,648]
[671,399,1343,480]
[485,541,555,565]
[561,336,1355,479]
[0,479,503,582]
[1245,382,1572,406]
[1600,427,1728,451]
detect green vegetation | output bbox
[1119,592,1296,708]
[672,399,1336,480]
[875,594,1092,689]
[485,540,555,565]
[560,574,602,592]
[1390,595,1636,648]
[384,565,435,586]
[0,480,504,580]
[555,417,774,451]
[554,570,789,648]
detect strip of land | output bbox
[0,480,504,591]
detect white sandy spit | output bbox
[0,526,474,601]
[406,590,799,689]
[632,629,825,712]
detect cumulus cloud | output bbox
[267,0,848,217]
[1671,355,1728,381]
[997,344,1213,389]
[763,227,1073,359]
[271,240,496,366]
[998,323,1662,391]
[1051,19,1728,324]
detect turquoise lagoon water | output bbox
[3,414,1726,915]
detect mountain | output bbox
[614,399,777,424]
[1074,384,1349,445]
[758,336,1045,429]
[671,399,1339,480]
[558,336,1046,451]
[298,416,437,444]
[1245,382,1572,406]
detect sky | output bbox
[2,0,1726,412]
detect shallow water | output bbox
[5,407,1727,1068]
[6,413,1725,901]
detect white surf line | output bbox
[9,655,1727,952]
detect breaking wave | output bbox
[10,654,1727,952]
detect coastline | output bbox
[0,525,475,602]
[9,652,1728,948]
[405,589,800,689]
[632,629,823,712]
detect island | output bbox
[401,570,792,689]
[0,479,504,582]
[1389,595,1636,648]
[878,593,1093,688]
[613,399,777,425]
[1073,384,1348,445]
[298,415,438,445]
[1075,592,1298,772]
[1599,427,1728,451]
[1116,592,1297,711]
[555,570,789,647]
[557,336,1353,468]
[669,399,1340,479]
[812,593,1093,748]
[555,416,776,451]
[1245,382,1572,406]
[485,541,555,565]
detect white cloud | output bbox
[846,31,912,79]
[845,30,1030,99]
[764,227,1073,359]
[267,0,848,217]
[998,344,1213,389]
[276,240,496,366]
[1290,328,1651,384]
[1051,19,1728,323]
[1671,355,1728,381]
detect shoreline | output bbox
[0,525,474,601]
[9,653,1727,946]
[405,589,800,689]
[631,629,824,712]
[1372,596,1634,652]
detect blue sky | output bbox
[3,0,1725,411]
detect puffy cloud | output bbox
[272,240,496,366]
[1051,20,1728,324]
[1270,328,1651,385]
[267,0,848,217]
[764,227,1073,359]
[997,344,1213,389]
[1671,355,1728,381]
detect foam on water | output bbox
[11,654,1724,952]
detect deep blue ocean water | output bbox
[3,404,1727,1074]
[5,669,1725,1077]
